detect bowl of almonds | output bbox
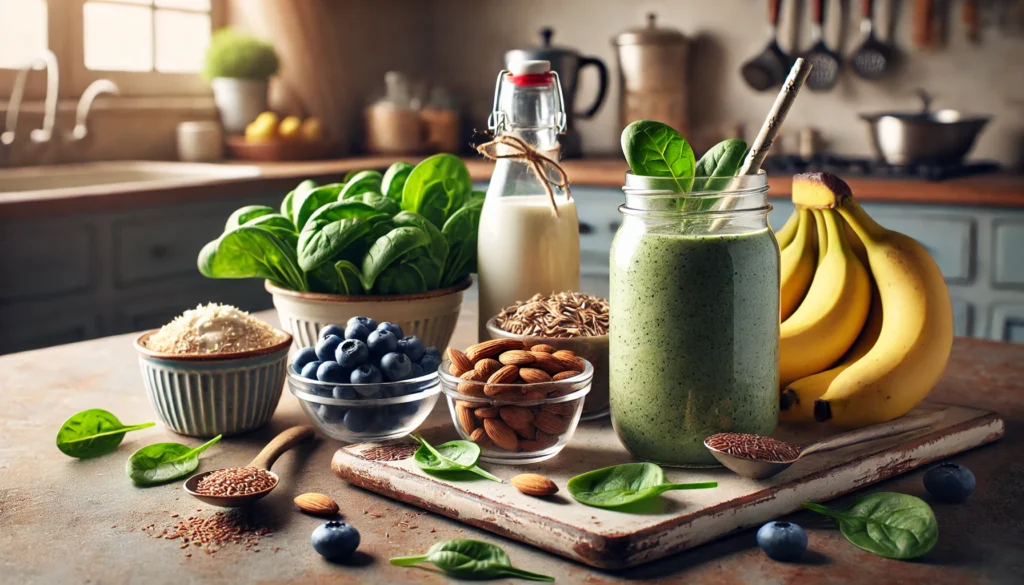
[437,339,593,465]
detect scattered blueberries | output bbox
[924,462,975,503]
[757,521,807,562]
[290,317,444,434]
[311,521,360,561]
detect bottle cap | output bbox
[508,60,550,75]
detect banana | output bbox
[811,209,828,265]
[774,208,800,250]
[779,209,817,320]
[779,209,871,388]
[780,285,882,423]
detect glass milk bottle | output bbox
[477,60,581,340]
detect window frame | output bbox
[0,0,223,102]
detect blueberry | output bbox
[350,364,382,397]
[344,321,371,342]
[291,347,318,373]
[343,409,375,433]
[406,363,424,380]
[418,353,441,375]
[423,346,441,359]
[300,360,323,380]
[924,462,975,503]
[397,335,426,362]
[336,339,370,369]
[311,521,360,561]
[316,334,344,361]
[316,361,351,384]
[376,321,403,339]
[318,324,345,340]
[380,352,412,382]
[756,521,807,562]
[347,315,377,332]
[366,329,398,358]
[317,404,347,423]
[332,385,358,400]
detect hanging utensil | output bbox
[804,0,842,90]
[741,0,793,91]
[963,0,980,43]
[851,0,892,79]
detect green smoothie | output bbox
[609,224,780,466]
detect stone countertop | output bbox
[1,297,1023,584]
[2,156,1023,219]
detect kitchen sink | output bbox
[0,161,262,195]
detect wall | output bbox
[425,0,1024,167]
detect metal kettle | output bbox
[503,27,608,157]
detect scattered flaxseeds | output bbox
[142,510,272,555]
[195,467,278,496]
[146,303,284,355]
[495,292,609,338]
[705,433,801,462]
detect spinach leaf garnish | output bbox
[693,138,748,192]
[411,434,501,482]
[391,539,554,581]
[56,409,155,459]
[803,493,938,559]
[620,120,695,193]
[126,435,222,486]
[567,462,717,509]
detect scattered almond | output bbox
[519,367,552,384]
[534,411,569,434]
[294,493,339,516]
[552,370,582,381]
[498,350,535,366]
[487,364,519,385]
[530,344,557,353]
[474,358,502,379]
[483,418,519,451]
[456,403,476,434]
[466,339,524,362]
[448,348,473,375]
[511,474,559,497]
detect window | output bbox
[1,0,222,100]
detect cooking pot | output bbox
[861,90,990,165]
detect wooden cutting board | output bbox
[331,402,1004,569]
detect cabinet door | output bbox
[0,299,102,354]
[990,304,1024,343]
[992,221,1024,289]
[113,212,228,287]
[950,298,973,338]
[870,214,975,283]
[0,219,96,301]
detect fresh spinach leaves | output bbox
[803,493,938,559]
[56,409,155,459]
[198,226,307,291]
[338,170,383,201]
[296,201,386,272]
[126,435,222,486]
[382,162,414,202]
[391,539,554,581]
[401,153,471,228]
[567,462,717,509]
[440,198,483,287]
[620,120,695,193]
[292,183,344,231]
[693,138,748,192]
[411,434,501,482]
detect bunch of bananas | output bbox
[776,172,953,428]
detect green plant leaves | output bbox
[281,179,317,221]
[292,183,344,231]
[309,259,365,295]
[693,138,748,192]
[411,434,501,482]
[567,462,717,509]
[126,435,222,486]
[382,161,414,202]
[620,120,695,193]
[401,153,471,228]
[803,493,938,559]
[391,539,554,581]
[296,202,387,271]
[394,211,448,266]
[361,226,431,291]
[56,409,155,459]
[225,205,276,230]
[440,198,483,287]
[339,170,383,201]
[198,226,307,291]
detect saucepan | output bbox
[861,90,990,165]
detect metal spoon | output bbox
[851,0,892,79]
[184,425,315,507]
[705,410,945,480]
[804,0,842,90]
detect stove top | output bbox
[762,155,1002,181]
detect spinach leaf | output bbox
[296,202,386,271]
[361,226,431,291]
[349,191,401,216]
[339,170,383,200]
[693,138,748,192]
[374,249,442,294]
[198,225,307,291]
[126,435,222,486]
[394,211,447,266]
[567,462,717,509]
[281,179,317,222]
[292,183,344,232]
[401,154,471,228]
[309,259,365,295]
[803,493,938,559]
[440,198,483,287]
[245,213,298,249]
[620,120,695,193]
[391,539,553,581]
[225,205,275,230]
[411,434,500,482]
[381,161,414,202]
[56,409,155,459]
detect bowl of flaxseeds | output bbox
[135,303,292,437]
[486,291,609,420]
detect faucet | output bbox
[1,49,60,146]
[67,80,120,141]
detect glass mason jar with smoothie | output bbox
[609,169,780,466]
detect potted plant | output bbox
[198,155,480,350]
[204,28,280,134]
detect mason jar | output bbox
[609,172,779,467]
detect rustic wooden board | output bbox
[331,402,1004,570]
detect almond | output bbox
[510,473,559,497]
[530,344,557,353]
[487,364,519,385]
[498,350,535,366]
[531,352,567,374]
[456,403,476,434]
[294,493,339,516]
[518,439,547,452]
[552,370,582,381]
[469,427,491,446]
[534,411,569,434]
[474,358,502,379]
[457,370,486,397]
[474,406,499,419]
[491,389,526,401]
[483,418,519,451]
[548,387,577,398]
[466,339,524,362]
[499,405,534,429]
[551,349,576,359]
[518,367,551,384]
[484,384,507,397]
[553,350,585,371]
[448,348,473,376]
[534,430,559,447]
[542,401,578,417]
[523,390,549,401]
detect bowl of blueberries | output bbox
[288,316,443,442]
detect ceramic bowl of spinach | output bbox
[198,155,482,349]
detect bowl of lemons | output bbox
[227,111,335,161]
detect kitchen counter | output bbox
[2,293,1023,584]
[2,156,1022,219]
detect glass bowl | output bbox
[287,366,440,442]
[437,358,593,464]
